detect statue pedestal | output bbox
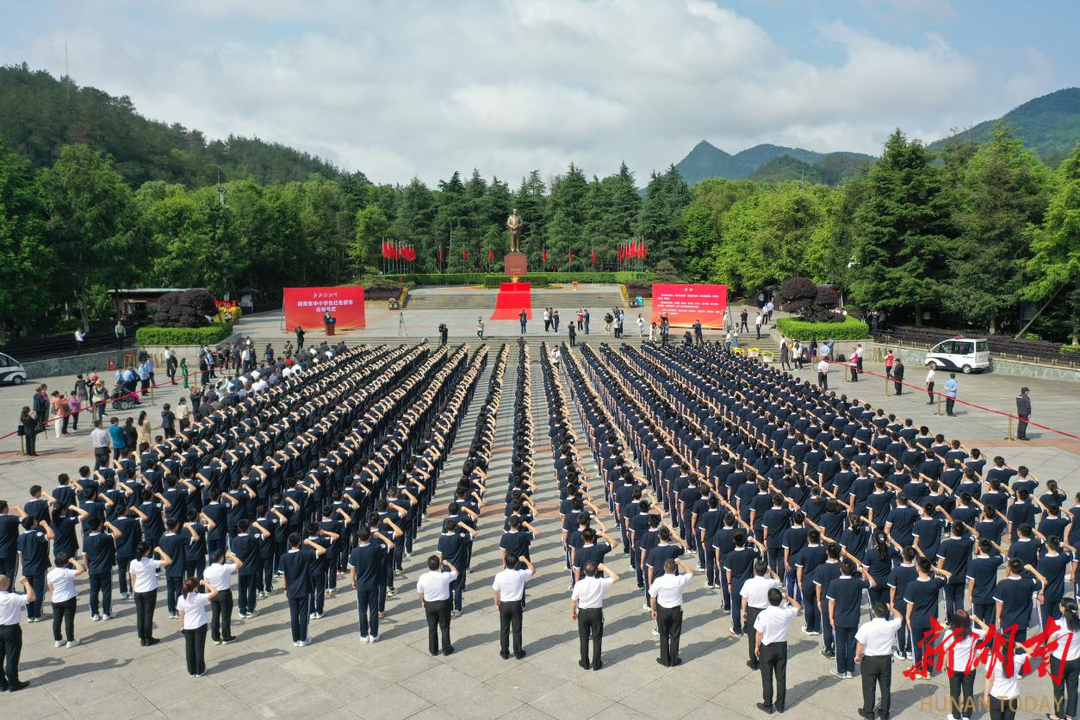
[504,253,527,276]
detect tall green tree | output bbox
[514,171,548,266]
[1026,144,1080,343]
[944,126,1050,332]
[0,144,51,341]
[350,205,390,271]
[635,165,691,268]
[36,144,134,329]
[848,130,952,324]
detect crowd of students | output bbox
[2,331,1079,719]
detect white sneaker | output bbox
[359,634,369,644]
[293,641,301,647]
[67,639,80,648]
[642,603,651,612]
[369,635,378,643]
[652,628,660,636]
[92,614,102,622]
[299,638,311,647]
[55,640,64,648]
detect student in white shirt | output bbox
[854,601,905,720]
[491,555,537,660]
[203,550,243,645]
[941,609,984,720]
[176,577,219,677]
[571,561,619,670]
[129,541,173,646]
[1048,599,1080,720]
[648,558,694,667]
[754,586,803,714]
[741,560,781,671]
[416,556,459,657]
[977,612,1033,720]
[46,553,86,648]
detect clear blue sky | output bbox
[2,0,1076,183]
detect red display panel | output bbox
[283,286,366,332]
[651,284,728,328]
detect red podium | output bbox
[504,253,527,276]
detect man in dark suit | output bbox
[1015,387,1031,440]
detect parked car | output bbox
[923,337,990,374]
[0,352,28,385]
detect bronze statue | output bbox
[506,208,523,254]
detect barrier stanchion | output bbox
[150,385,155,406]
[935,392,943,416]
[884,373,890,398]
[1006,416,1014,441]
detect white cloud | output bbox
[10,0,1060,185]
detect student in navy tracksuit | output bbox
[280,532,325,646]
[812,544,843,659]
[17,516,53,621]
[826,559,873,678]
[349,525,394,642]
[723,533,757,636]
[903,557,950,668]
[795,530,826,634]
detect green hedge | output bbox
[137,323,233,346]
[398,271,651,287]
[1062,344,1080,355]
[775,316,869,341]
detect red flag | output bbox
[641,240,647,259]
[542,246,547,263]
[462,247,468,261]
[569,247,573,263]
[381,240,389,259]
[438,248,444,263]
[403,246,416,262]
[488,248,494,262]
[591,248,597,264]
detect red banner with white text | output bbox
[652,284,728,328]
[283,286,366,332]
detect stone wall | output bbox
[24,349,131,380]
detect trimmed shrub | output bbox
[1061,344,1080,356]
[137,323,233,346]
[775,276,838,322]
[776,315,869,341]
[153,289,219,327]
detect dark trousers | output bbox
[259,557,275,593]
[948,670,976,720]
[860,655,892,718]
[451,570,466,612]
[135,590,157,640]
[166,576,182,614]
[210,589,233,641]
[821,606,835,653]
[117,557,132,595]
[288,594,309,642]
[1017,415,1030,439]
[357,588,379,638]
[238,574,257,615]
[424,599,452,655]
[183,625,208,675]
[818,372,828,390]
[946,397,956,415]
[1052,656,1080,720]
[309,570,326,614]
[657,605,683,666]
[910,622,934,667]
[0,624,23,686]
[988,696,1019,720]
[25,573,45,619]
[578,607,604,667]
[52,598,76,642]
[746,606,763,667]
[89,571,113,617]
[759,641,788,709]
[802,582,819,631]
[926,382,935,402]
[836,625,857,673]
[499,600,524,656]
[94,447,111,470]
[943,583,964,619]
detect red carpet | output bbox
[491,282,533,320]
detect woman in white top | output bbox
[176,577,218,677]
[46,553,86,648]
[943,609,984,720]
[1048,599,1080,720]
[975,615,1033,720]
[129,541,173,647]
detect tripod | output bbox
[398,312,407,337]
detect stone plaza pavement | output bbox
[0,340,1077,719]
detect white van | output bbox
[923,338,990,374]
[0,352,27,385]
